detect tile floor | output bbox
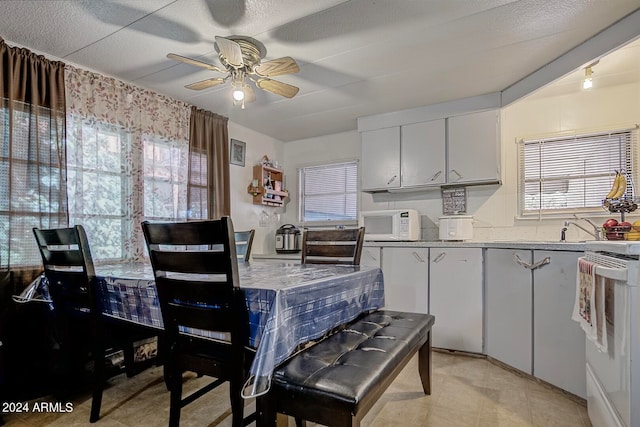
[3,351,591,426]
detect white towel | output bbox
[572,257,607,352]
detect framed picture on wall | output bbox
[230,139,246,167]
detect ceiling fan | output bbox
[167,36,300,107]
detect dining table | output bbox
[60,261,386,398]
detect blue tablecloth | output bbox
[93,262,385,397]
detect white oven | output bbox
[583,242,640,427]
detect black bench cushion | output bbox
[271,310,433,414]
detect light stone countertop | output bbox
[252,240,588,260]
[362,240,587,251]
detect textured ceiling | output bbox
[1,0,639,142]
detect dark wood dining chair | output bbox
[301,227,366,265]
[142,217,255,427]
[234,229,255,262]
[33,225,157,423]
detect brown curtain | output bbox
[188,107,230,219]
[0,38,67,270]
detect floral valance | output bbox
[64,65,190,140]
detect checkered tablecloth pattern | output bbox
[91,262,385,397]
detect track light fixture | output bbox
[582,60,599,90]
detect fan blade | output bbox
[167,53,225,73]
[256,78,299,98]
[185,77,226,90]
[244,84,256,103]
[215,36,244,68]
[254,57,300,77]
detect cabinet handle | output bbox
[513,253,532,269]
[432,252,446,263]
[530,257,551,270]
[429,171,442,182]
[450,169,463,181]
[512,253,551,270]
[412,251,426,263]
[387,175,397,185]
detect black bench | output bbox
[257,310,435,427]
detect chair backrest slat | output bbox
[149,251,235,275]
[301,227,365,265]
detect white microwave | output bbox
[359,209,421,241]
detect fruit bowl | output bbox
[603,224,631,240]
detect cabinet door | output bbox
[381,247,428,314]
[485,249,532,374]
[533,250,586,398]
[429,247,483,353]
[361,127,401,191]
[361,246,381,268]
[400,120,446,187]
[447,109,500,185]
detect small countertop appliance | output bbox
[439,215,473,241]
[275,224,301,253]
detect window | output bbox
[143,135,189,221]
[299,161,358,223]
[1,99,67,268]
[519,128,639,216]
[67,117,197,262]
[67,121,129,260]
[187,149,208,220]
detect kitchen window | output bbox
[519,127,639,217]
[299,160,358,224]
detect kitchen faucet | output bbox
[563,214,602,241]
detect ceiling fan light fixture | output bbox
[232,86,245,101]
[168,35,300,107]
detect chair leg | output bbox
[123,342,136,378]
[168,361,183,427]
[89,337,105,422]
[230,376,245,427]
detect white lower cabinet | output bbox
[429,247,483,353]
[533,250,585,398]
[485,248,586,398]
[485,249,532,373]
[361,246,382,268]
[381,247,428,314]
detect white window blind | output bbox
[299,161,358,223]
[519,128,639,216]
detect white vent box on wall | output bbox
[439,215,473,241]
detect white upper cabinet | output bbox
[447,109,501,185]
[401,120,446,188]
[361,109,500,191]
[360,127,401,191]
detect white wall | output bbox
[278,81,640,243]
[228,121,284,255]
[496,81,640,242]
[281,130,362,226]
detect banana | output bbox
[613,173,627,199]
[605,171,621,199]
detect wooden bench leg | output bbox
[418,329,432,395]
[256,395,277,427]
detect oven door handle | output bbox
[579,256,628,282]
